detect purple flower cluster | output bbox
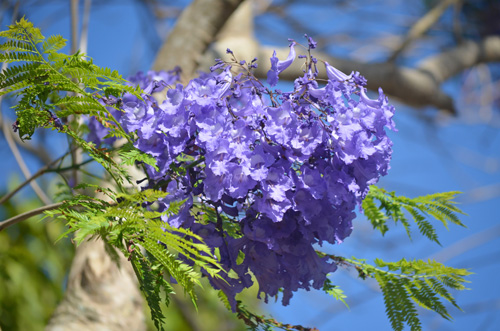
[89,38,395,309]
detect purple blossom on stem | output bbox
[267,41,297,86]
[304,33,317,49]
[87,38,396,309]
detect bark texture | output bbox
[152,0,245,83]
[46,239,145,331]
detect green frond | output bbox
[405,206,441,245]
[0,51,43,63]
[119,143,159,171]
[1,17,143,145]
[104,206,140,223]
[426,278,460,308]
[0,64,49,89]
[91,66,126,81]
[0,77,35,95]
[377,273,405,331]
[395,278,422,331]
[131,253,168,331]
[0,40,36,53]
[46,51,70,63]
[361,194,389,235]
[42,35,67,53]
[115,189,169,205]
[335,256,471,331]
[52,95,101,107]
[406,279,451,319]
[14,107,47,139]
[363,186,465,243]
[322,279,349,308]
[65,210,110,244]
[0,62,39,79]
[0,17,44,43]
[146,225,224,278]
[141,237,200,303]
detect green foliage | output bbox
[0,19,472,331]
[0,17,143,189]
[357,187,469,329]
[322,279,349,309]
[362,186,465,244]
[44,187,225,328]
[0,197,74,331]
[324,254,471,331]
[131,250,173,331]
[119,142,159,172]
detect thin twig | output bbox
[0,3,51,205]
[388,0,458,62]
[0,116,52,164]
[0,115,52,204]
[70,0,79,55]
[69,0,83,187]
[0,151,92,206]
[0,202,64,231]
[79,0,92,54]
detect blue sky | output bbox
[1,1,499,330]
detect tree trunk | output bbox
[46,239,146,331]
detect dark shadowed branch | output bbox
[152,0,245,83]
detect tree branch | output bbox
[0,153,92,206]
[0,202,64,231]
[0,117,53,164]
[419,35,500,83]
[70,0,78,55]
[0,114,53,204]
[152,0,245,83]
[252,46,457,113]
[388,0,459,62]
[188,1,500,114]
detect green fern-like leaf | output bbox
[131,252,168,331]
[0,39,36,53]
[363,186,465,243]
[325,255,471,331]
[405,279,450,320]
[119,142,159,171]
[0,17,142,153]
[362,194,389,235]
[42,35,66,54]
[141,237,200,304]
[322,279,349,308]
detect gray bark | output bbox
[152,0,245,83]
[46,239,146,331]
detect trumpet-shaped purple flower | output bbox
[88,38,396,309]
[267,42,297,86]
